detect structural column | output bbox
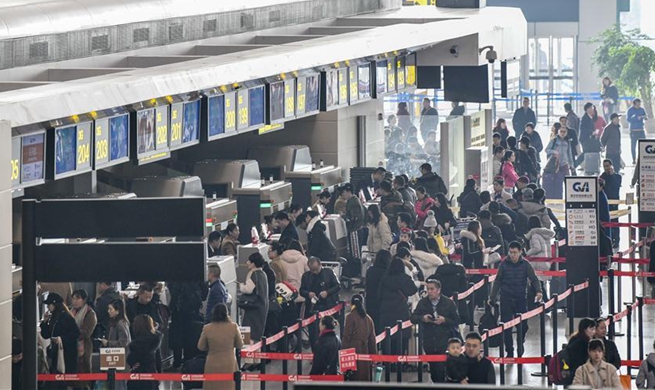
[0,120,14,384]
[577,0,617,98]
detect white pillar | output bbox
[577,0,617,98]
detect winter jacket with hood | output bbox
[416,172,448,197]
[378,273,418,329]
[410,250,443,279]
[307,216,337,262]
[458,188,482,218]
[460,230,485,269]
[525,227,555,281]
[367,214,393,253]
[519,201,551,229]
[491,212,516,245]
[280,249,310,299]
[637,353,655,389]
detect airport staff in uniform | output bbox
[207,231,222,258]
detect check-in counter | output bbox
[322,214,348,257]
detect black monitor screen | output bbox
[305,75,320,113]
[249,86,265,127]
[183,100,200,143]
[109,115,129,161]
[208,95,225,137]
[136,109,155,154]
[55,126,76,175]
[443,65,491,103]
[269,81,284,122]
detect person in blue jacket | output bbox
[627,98,648,165]
[205,264,227,324]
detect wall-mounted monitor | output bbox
[207,94,226,139]
[321,68,349,111]
[94,113,130,169]
[349,66,359,104]
[132,105,170,164]
[305,74,320,114]
[358,64,371,100]
[169,99,201,151]
[405,53,417,87]
[444,64,492,103]
[47,121,92,179]
[268,81,285,124]
[20,133,46,184]
[375,60,388,97]
[249,85,266,128]
[396,56,406,90]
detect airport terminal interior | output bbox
[1,0,655,389]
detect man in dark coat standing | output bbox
[420,98,439,142]
[512,97,536,136]
[300,257,341,351]
[275,211,299,243]
[297,211,337,262]
[601,113,622,173]
[415,163,448,197]
[411,279,459,383]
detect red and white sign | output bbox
[339,348,358,371]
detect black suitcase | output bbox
[181,354,206,390]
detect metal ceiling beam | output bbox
[0,81,57,93]
[192,44,272,56]
[125,55,208,68]
[46,68,136,82]
[251,35,326,45]
[306,26,373,35]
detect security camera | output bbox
[449,45,459,58]
[479,45,497,64]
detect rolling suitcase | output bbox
[584,152,601,175]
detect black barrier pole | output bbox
[608,315,615,340]
[585,278,590,317]
[339,301,346,339]
[417,324,424,383]
[517,313,524,385]
[626,304,633,376]
[483,329,490,357]
[396,320,403,383]
[21,200,37,390]
[568,285,575,335]
[108,368,116,390]
[498,321,505,385]
[282,327,289,390]
[469,282,476,331]
[234,371,242,390]
[552,294,559,357]
[295,319,303,375]
[531,302,547,377]
[385,326,391,382]
[638,297,644,365]
[260,336,267,390]
[608,269,616,317]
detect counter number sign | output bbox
[349,66,359,103]
[155,106,169,149]
[94,118,109,166]
[225,91,237,132]
[76,124,91,170]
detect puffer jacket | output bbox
[307,217,337,262]
[460,230,484,269]
[491,212,516,244]
[280,249,310,301]
[367,214,393,253]
[637,353,655,389]
[410,250,443,279]
[525,227,555,281]
[519,201,551,229]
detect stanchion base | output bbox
[531,372,548,377]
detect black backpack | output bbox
[478,302,502,348]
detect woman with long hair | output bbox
[492,118,510,146]
[71,289,97,389]
[41,293,80,386]
[601,76,619,121]
[342,294,376,381]
[564,318,597,386]
[433,192,457,234]
[396,102,413,132]
[500,150,520,192]
[367,204,392,253]
[127,315,163,390]
[365,250,392,333]
[414,186,436,228]
[378,258,418,356]
[460,220,491,307]
[100,299,131,390]
[411,237,443,279]
[310,316,341,375]
[239,253,269,371]
[198,304,243,390]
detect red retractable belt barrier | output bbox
[601,222,654,228]
[38,374,109,381]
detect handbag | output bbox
[237,293,259,310]
[619,374,631,389]
[56,341,66,374]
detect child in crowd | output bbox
[445,338,469,384]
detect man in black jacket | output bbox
[512,98,537,136]
[576,102,597,167]
[517,136,540,181]
[275,211,299,243]
[411,279,460,383]
[300,257,341,351]
[126,283,163,330]
[357,167,386,201]
[297,211,337,262]
[464,332,496,384]
[518,123,543,162]
[601,113,622,173]
[393,175,416,205]
[415,163,448,197]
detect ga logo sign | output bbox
[572,182,590,192]
[644,144,655,154]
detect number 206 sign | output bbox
[100,348,126,371]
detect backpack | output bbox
[478,302,502,348]
[548,348,572,385]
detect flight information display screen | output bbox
[136,109,155,154]
[237,89,250,131]
[109,114,129,161]
[325,69,338,108]
[387,59,396,93]
[269,81,285,123]
[358,64,371,99]
[305,74,320,114]
[249,86,265,128]
[296,77,306,116]
[376,60,388,96]
[55,126,76,175]
[349,66,359,103]
[21,133,45,183]
[183,100,200,143]
[338,68,349,105]
[208,94,225,138]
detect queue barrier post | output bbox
[235,371,242,390]
[517,312,524,385]
[638,297,644,364]
[109,368,116,390]
[483,329,490,358]
[339,301,346,339]
[498,321,505,385]
[626,304,633,376]
[585,278,590,317]
[396,320,403,383]
[552,294,559,357]
[608,269,616,319]
[282,327,289,390]
[469,282,476,332]
[545,355,553,386]
[260,336,267,390]
[608,315,616,340]
[295,318,303,375]
[531,302,547,377]
[385,326,391,383]
[568,284,575,335]
[417,324,424,383]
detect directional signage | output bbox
[100,348,126,371]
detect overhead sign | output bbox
[169,100,200,151]
[12,131,46,190]
[94,114,130,169]
[48,122,93,179]
[133,105,170,164]
[639,140,655,212]
[100,348,126,371]
[565,178,597,203]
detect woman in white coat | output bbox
[410,237,443,279]
[367,204,393,254]
[524,216,554,307]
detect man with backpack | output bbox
[489,241,542,358]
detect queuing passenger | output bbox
[396,102,413,132]
[506,136,518,153]
[572,339,621,389]
[288,203,303,223]
[500,151,520,192]
[489,241,541,358]
[126,283,163,331]
[300,257,340,351]
[564,318,599,386]
[637,340,655,389]
[394,175,416,205]
[601,159,622,248]
[71,289,97,387]
[416,163,448,198]
[239,253,269,370]
[410,279,459,383]
[309,316,341,375]
[420,97,439,142]
[379,257,418,357]
[279,239,309,296]
[367,204,392,254]
[340,183,366,235]
[342,294,377,381]
[168,281,207,369]
[489,201,516,245]
[565,103,580,131]
[458,179,482,218]
[524,217,553,308]
[40,282,73,308]
[577,102,597,168]
[492,146,505,176]
[424,131,439,156]
[600,76,620,121]
[478,210,504,257]
[594,318,621,369]
[365,250,392,333]
[220,224,240,256]
[414,186,436,227]
[628,98,648,165]
[559,115,580,161]
[411,237,443,278]
[445,338,469,383]
[512,97,537,136]
[433,193,457,234]
[207,231,222,258]
[275,211,299,243]
[506,199,528,237]
[260,253,279,340]
[517,136,540,182]
[313,190,334,216]
[94,281,122,338]
[460,221,486,270]
[491,178,512,205]
[513,176,530,202]
[519,189,551,229]
[41,293,80,378]
[598,179,611,237]
[464,332,496,384]
[518,123,543,160]
[390,228,413,256]
[601,113,623,173]
[197,304,243,390]
[126,314,163,390]
[101,299,131,349]
[205,264,228,324]
[493,118,510,146]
